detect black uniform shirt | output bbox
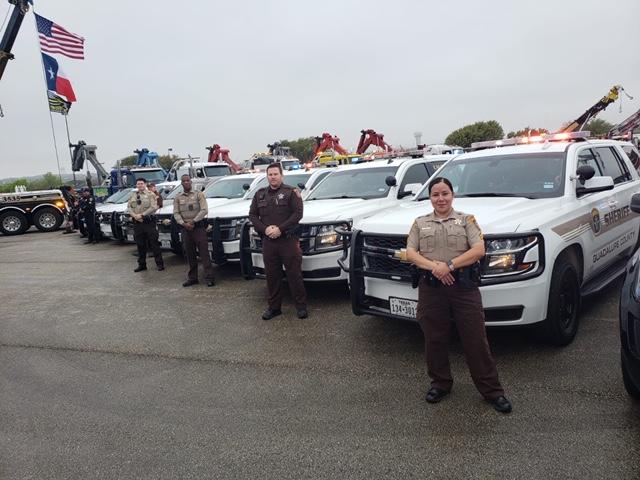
[248,184,303,235]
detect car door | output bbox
[575,146,633,278]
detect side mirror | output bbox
[385,176,397,187]
[576,165,595,184]
[297,182,306,190]
[631,193,640,214]
[576,175,614,196]
[398,182,422,199]
[242,183,250,191]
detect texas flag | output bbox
[41,53,77,102]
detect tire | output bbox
[0,211,29,235]
[622,350,640,400]
[33,208,63,232]
[541,257,581,346]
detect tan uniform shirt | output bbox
[126,189,158,217]
[406,210,483,262]
[173,190,208,225]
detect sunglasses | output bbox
[136,193,141,206]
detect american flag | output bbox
[35,13,85,60]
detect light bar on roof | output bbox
[471,131,591,149]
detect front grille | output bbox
[362,234,411,278]
[99,212,113,224]
[156,215,173,234]
[218,217,246,241]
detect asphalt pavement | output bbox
[1,231,639,479]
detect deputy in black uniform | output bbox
[406,177,512,414]
[249,163,307,320]
[78,188,97,244]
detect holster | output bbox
[142,215,156,224]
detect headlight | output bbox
[249,226,260,249]
[313,222,351,251]
[483,234,541,278]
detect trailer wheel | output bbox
[0,211,28,235]
[33,208,63,232]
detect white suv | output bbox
[342,133,640,345]
[243,156,453,281]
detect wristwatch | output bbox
[447,260,455,272]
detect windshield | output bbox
[252,157,272,166]
[104,189,131,204]
[416,153,566,200]
[131,170,166,182]
[204,165,231,177]
[308,166,398,200]
[165,185,184,200]
[203,178,251,199]
[245,173,313,199]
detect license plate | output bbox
[389,297,417,319]
[127,234,134,242]
[100,225,111,234]
[160,240,171,249]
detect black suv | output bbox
[619,193,640,399]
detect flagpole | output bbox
[32,10,63,184]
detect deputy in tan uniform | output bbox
[249,162,307,320]
[127,178,164,272]
[406,176,512,414]
[173,174,215,287]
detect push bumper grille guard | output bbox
[240,220,256,279]
[210,218,245,266]
[339,229,545,317]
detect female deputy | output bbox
[406,177,512,414]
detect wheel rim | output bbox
[2,215,22,232]
[558,273,578,331]
[39,212,57,229]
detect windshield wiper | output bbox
[457,192,533,199]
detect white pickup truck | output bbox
[242,155,453,281]
[341,132,640,345]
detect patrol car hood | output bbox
[301,198,394,224]
[96,203,128,213]
[214,199,253,219]
[356,197,558,235]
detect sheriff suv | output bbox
[0,189,68,235]
[342,132,640,346]
[242,155,453,281]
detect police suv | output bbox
[341,132,640,345]
[211,169,331,266]
[154,173,263,255]
[243,156,452,281]
[95,189,135,241]
[0,189,68,235]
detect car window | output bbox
[308,167,399,200]
[307,170,332,190]
[594,147,631,184]
[622,146,640,172]
[399,163,430,196]
[203,178,251,199]
[416,153,566,200]
[577,149,603,176]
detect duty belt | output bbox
[411,262,481,288]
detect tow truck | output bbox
[0,189,68,235]
[249,143,301,171]
[312,132,363,166]
[0,0,30,116]
[558,85,632,133]
[341,131,640,346]
[241,155,452,281]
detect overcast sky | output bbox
[1,0,639,178]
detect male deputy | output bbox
[249,163,307,320]
[173,175,215,287]
[127,178,164,272]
